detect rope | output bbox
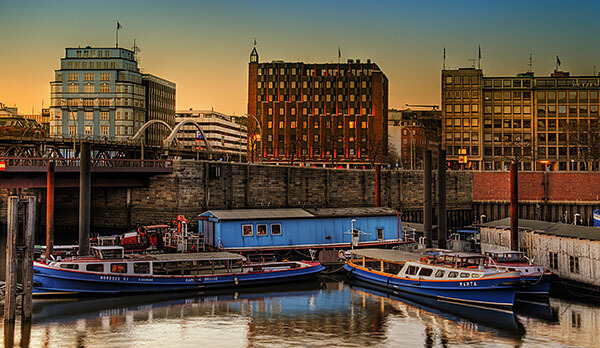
[320,264,347,275]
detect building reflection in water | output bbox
[1,279,599,347]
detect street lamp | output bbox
[61,98,77,157]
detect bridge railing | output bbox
[0,157,172,168]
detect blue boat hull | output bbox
[34,263,325,296]
[344,263,518,308]
[517,274,551,296]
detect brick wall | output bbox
[473,171,600,202]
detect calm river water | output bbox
[2,277,598,348]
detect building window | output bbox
[101,125,108,136]
[68,84,79,93]
[84,83,94,93]
[84,73,94,81]
[101,111,109,120]
[100,84,110,93]
[242,225,253,237]
[569,256,580,273]
[257,224,268,236]
[549,252,558,269]
[100,73,110,81]
[85,112,93,120]
[84,125,93,135]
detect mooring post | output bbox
[510,162,519,251]
[375,164,381,207]
[79,141,91,255]
[423,150,433,248]
[46,161,55,259]
[22,196,36,321]
[4,196,18,322]
[437,147,447,249]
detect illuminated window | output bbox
[257,224,268,236]
[111,263,127,273]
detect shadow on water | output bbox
[348,279,526,339]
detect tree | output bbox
[565,116,600,170]
[366,131,385,168]
[387,141,400,168]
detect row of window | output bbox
[67,61,116,70]
[258,67,373,77]
[259,80,371,89]
[444,75,480,86]
[404,265,480,279]
[242,224,282,237]
[60,262,149,274]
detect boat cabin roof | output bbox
[484,250,524,255]
[349,248,420,263]
[142,252,246,262]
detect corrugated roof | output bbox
[305,207,398,218]
[200,208,314,221]
[482,217,600,241]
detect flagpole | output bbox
[116,24,118,48]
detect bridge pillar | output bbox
[46,161,55,259]
[79,141,91,255]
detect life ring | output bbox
[338,250,346,260]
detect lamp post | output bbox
[61,99,77,157]
[246,114,262,163]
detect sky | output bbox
[2,0,600,115]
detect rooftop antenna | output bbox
[478,44,481,69]
[443,46,446,70]
[132,38,141,64]
[527,53,533,73]
[467,57,477,68]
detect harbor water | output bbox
[2,277,599,348]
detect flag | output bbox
[253,37,257,46]
[338,46,341,59]
[117,21,122,30]
[478,45,481,60]
[556,56,561,67]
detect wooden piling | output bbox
[22,196,36,320]
[3,197,18,322]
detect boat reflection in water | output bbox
[348,280,525,340]
[3,278,600,347]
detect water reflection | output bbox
[1,278,599,347]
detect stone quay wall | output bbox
[0,160,473,233]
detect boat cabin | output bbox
[484,250,527,263]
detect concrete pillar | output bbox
[79,141,91,256]
[423,150,432,247]
[437,148,447,249]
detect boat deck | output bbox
[349,249,427,263]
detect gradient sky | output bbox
[2,0,600,115]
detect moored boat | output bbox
[344,249,522,308]
[33,246,324,296]
[484,250,552,297]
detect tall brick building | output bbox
[442,67,600,171]
[247,48,388,167]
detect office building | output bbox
[49,46,175,144]
[143,74,176,146]
[247,48,388,167]
[175,109,247,159]
[442,68,600,171]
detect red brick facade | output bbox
[473,171,600,202]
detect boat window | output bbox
[448,271,458,278]
[471,273,480,278]
[111,263,127,273]
[86,264,103,272]
[271,224,282,235]
[418,268,433,277]
[242,224,253,237]
[460,272,470,278]
[435,270,445,278]
[60,264,78,270]
[257,224,268,236]
[405,265,419,275]
[134,262,150,274]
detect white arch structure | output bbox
[132,120,173,143]
[164,119,212,151]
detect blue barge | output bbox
[33,246,324,296]
[198,207,405,252]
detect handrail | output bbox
[0,157,172,168]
